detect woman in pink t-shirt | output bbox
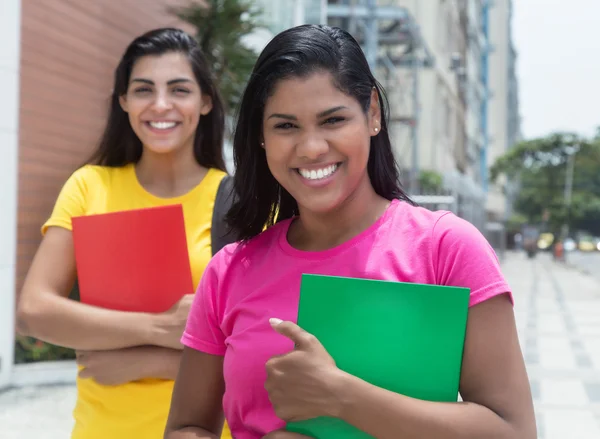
[165,25,536,439]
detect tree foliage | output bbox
[171,0,262,112]
[490,132,600,235]
[418,170,444,193]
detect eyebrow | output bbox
[130,78,194,85]
[267,105,348,121]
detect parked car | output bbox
[578,236,600,252]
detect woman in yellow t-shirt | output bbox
[17,28,235,439]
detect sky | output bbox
[513,0,600,140]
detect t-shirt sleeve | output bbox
[181,254,227,355]
[432,212,513,308]
[41,167,90,235]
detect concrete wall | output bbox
[0,0,21,388]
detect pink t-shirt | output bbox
[182,200,512,439]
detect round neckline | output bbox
[127,163,217,203]
[278,199,400,259]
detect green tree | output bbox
[171,0,262,112]
[418,170,444,193]
[490,132,600,236]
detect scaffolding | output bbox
[323,0,434,192]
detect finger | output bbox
[263,429,312,439]
[269,318,316,350]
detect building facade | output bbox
[389,0,466,188]
[379,0,486,229]
[487,0,521,221]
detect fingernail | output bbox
[269,318,283,326]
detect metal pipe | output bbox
[410,1,420,193]
[365,0,378,70]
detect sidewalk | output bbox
[505,251,600,438]
[1,252,599,438]
[0,384,75,438]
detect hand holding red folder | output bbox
[72,204,194,313]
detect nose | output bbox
[296,132,329,160]
[151,91,173,112]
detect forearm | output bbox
[336,373,523,439]
[147,347,182,380]
[17,291,156,350]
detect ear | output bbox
[119,94,129,113]
[200,94,213,116]
[368,87,381,137]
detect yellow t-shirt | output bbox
[42,163,232,439]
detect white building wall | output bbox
[393,0,465,181]
[465,0,484,184]
[487,0,511,219]
[390,0,490,206]
[0,0,21,388]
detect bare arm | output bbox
[153,348,183,380]
[333,294,536,439]
[17,227,183,351]
[75,346,182,385]
[164,347,226,439]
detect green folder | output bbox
[286,274,470,439]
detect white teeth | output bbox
[149,121,176,130]
[298,164,338,180]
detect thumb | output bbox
[269,318,314,349]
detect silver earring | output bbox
[261,142,265,146]
[374,127,379,132]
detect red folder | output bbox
[71,204,194,313]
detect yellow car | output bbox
[578,239,597,252]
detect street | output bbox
[1,251,599,438]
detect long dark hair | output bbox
[227,24,413,240]
[88,27,226,171]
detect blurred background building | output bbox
[243,0,521,233]
[1,0,520,389]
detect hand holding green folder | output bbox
[285,274,470,439]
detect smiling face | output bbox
[262,71,381,215]
[119,52,213,156]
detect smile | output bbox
[297,163,339,181]
[147,121,179,130]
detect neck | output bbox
[290,175,390,251]
[135,144,207,198]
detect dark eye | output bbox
[133,87,152,94]
[324,116,345,125]
[274,122,296,130]
[173,87,191,95]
